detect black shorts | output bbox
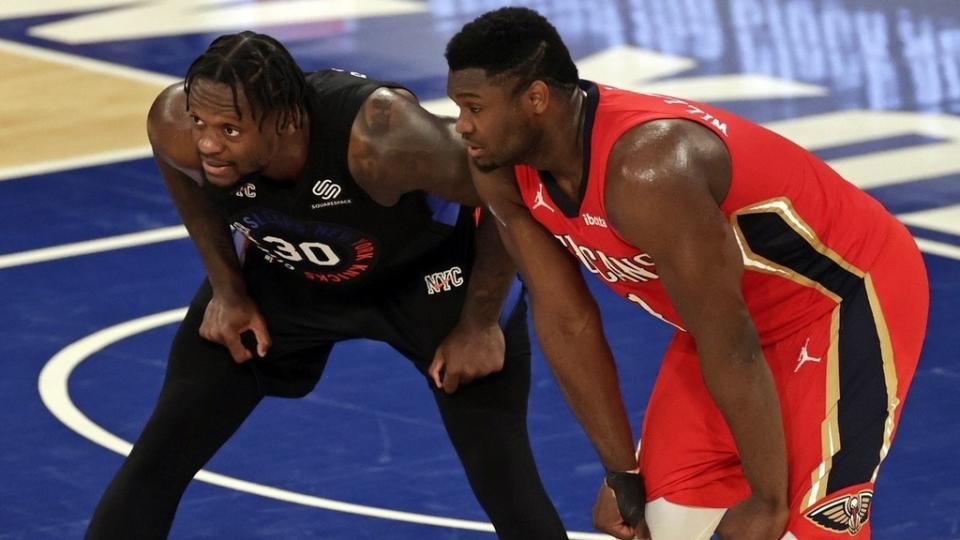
[186,223,527,398]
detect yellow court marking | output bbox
[0,45,170,171]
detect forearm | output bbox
[533,300,637,472]
[699,332,787,504]
[458,209,516,325]
[471,167,637,469]
[160,163,245,296]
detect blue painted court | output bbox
[0,1,957,539]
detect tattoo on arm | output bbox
[359,92,393,137]
[349,92,397,189]
[350,89,474,203]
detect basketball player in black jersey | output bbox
[84,31,567,540]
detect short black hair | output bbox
[185,31,307,133]
[445,7,579,95]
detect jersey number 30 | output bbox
[261,235,340,266]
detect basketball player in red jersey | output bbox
[445,7,928,540]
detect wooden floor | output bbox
[0,40,172,172]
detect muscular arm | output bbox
[148,84,245,298]
[605,120,787,509]
[346,88,519,390]
[148,84,268,361]
[348,88,480,206]
[472,165,638,471]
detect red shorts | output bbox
[636,224,928,538]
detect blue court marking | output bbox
[812,134,947,162]
[0,159,177,254]
[1,1,958,539]
[906,225,960,246]
[866,174,960,214]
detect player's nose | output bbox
[454,111,474,136]
[196,133,223,154]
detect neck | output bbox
[529,87,586,187]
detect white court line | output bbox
[2,222,958,272]
[914,238,960,261]
[0,38,175,181]
[0,38,178,86]
[0,146,154,182]
[0,225,188,269]
[37,308,609,539]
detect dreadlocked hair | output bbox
[445,7,579,97]
[185,31,307,133]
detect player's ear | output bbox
[278,106,302,134]
[524,80,550,115]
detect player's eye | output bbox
[191,115,205,126]
[224,125,240,137]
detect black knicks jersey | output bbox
[204,69,467,294]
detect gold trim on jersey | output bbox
[865,274,899,481]
[729,197,899,510]
[805,307,842,508]
[729,198,865,305]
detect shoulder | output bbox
[147,83,199,171]
[307,68,385,90]
[609,119,728,179]
[606,118,731,206]
[146,83,186,142]
[354,86,424,137]
[604,119,732,246]
[348,86,466,204]
[348,85,429,172]
[310,69,415,120]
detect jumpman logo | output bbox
[532,183,555,212]
[794,337,822,372]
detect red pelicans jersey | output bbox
[514,82,902,344]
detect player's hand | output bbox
[428,321,505,393]
[715,494,789,540]
[200,290,271,363]
[593,472,651,540]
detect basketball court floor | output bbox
[1,1,958,538]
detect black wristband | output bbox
[605,470,646,527]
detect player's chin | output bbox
[205,170,242,188]
[472,156,503,174]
